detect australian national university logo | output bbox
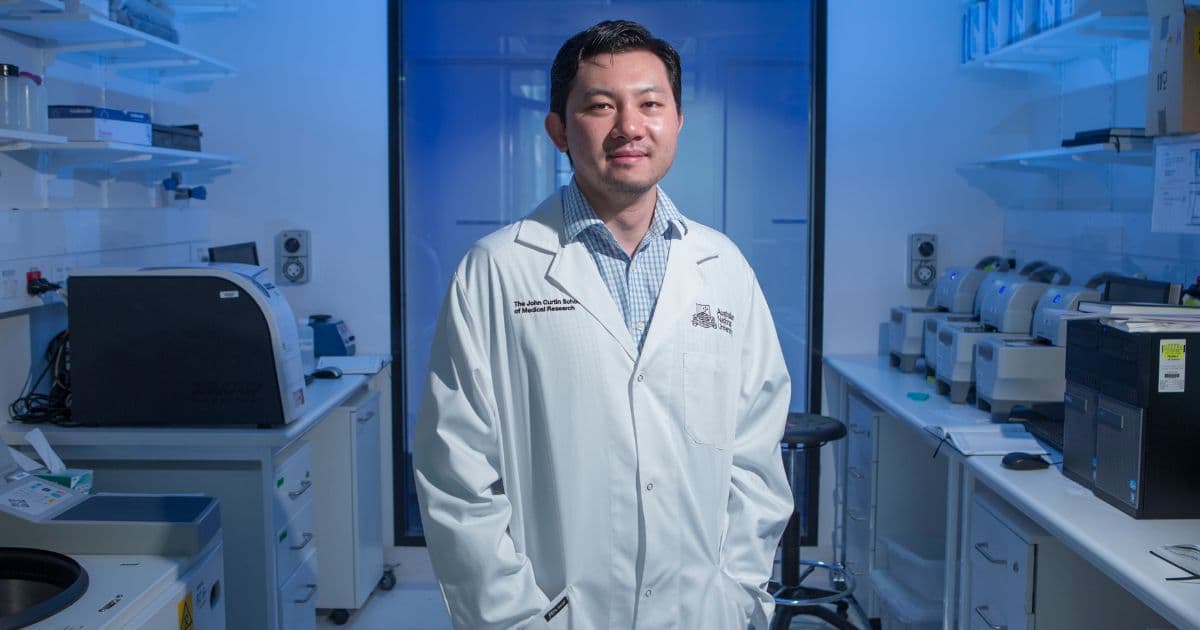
[692,304,734,335]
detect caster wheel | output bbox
[329,609,350,625]
[379,569,396,591]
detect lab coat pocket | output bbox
[533,585,574,629]
[683,352,731,449]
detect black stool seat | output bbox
[783,412,846,446]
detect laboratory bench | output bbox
[825,354,1198,630]
[2,369,388,630]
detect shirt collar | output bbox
[561,178,688,245]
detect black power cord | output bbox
[8,330,75,426]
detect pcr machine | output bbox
[888,265,986,372]
[0,446,226,628]
[974,283,1101,420]
[67,264,307,427]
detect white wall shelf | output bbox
[964,12,1148,71]
[968,142,1152,171]
[30,140,237,172]
[0,127,67,149]
[0,10,237,82]
[160,0,254,17]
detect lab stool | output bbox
[770,412,858,630]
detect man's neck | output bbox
[577,183,657,257]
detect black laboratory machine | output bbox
[67,264,307,427]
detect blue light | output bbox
[950,271,959,279]
[998,285,1007,294]
[1053,294,1063,304]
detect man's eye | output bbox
[589,103,612,110]
[643,101,662,108]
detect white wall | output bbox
[182,4,391,355]
[823,2,1031,357]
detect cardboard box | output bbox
[988,0,1012,51]
[1010,0,1038,41]
[48,105,152,145]
[1146,0,1200,136]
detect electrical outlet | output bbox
[908,233,937,288]
[276,230,310,285]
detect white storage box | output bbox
[879,535,945,602]
[871,570,941,630]
[987,0,1010,51]
[48,105,152,145]
[1058,0,1146,22]
[1010,0,1038,41]
[1038,0,1057,29]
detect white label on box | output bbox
[1159,338,1186,393]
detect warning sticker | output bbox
[178,593,194,630]
[1159,339,1186,393]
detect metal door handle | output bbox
[356,410,376,423]
[850,425,868,435]
[288,479,312,499]
[847,508,867,522]
[974,542,1006,565]
[289,532,313,551]
[975,605,1007,630]
[848,467,864,480]
[293,584,318,604]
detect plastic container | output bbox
[298,318,316,375]
[879,535,945,603]
[871,570,941,630]
[0,63,20,130]
[18,71,47,133]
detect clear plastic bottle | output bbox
[0,64,20,130]
[18,71,47,133]
[298,318,316,375]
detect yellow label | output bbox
[178,594,194,630]
[1162,341,1186,361]
[1194,27,1200,58]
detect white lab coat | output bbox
[414,191,793,630]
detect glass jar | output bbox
[0,64,20,130]
[18,71,47,133]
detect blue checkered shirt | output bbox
[562,179,686,351]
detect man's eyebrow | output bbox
[580,85,664,99]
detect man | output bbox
[414,19,793,630]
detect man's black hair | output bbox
[549,20,682,124]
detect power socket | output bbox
[276,230,310,285]
[908,233,937,288]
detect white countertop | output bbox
[1,375,368,452]
[825,354,995,442]
[826,353,1200,629]
[968,456,1200,630]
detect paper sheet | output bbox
[1151,136,1200,234]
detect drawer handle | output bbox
[288,480,312,499]
[974,605,1007,630]
[850,425,869,435]
[974,542,1006,565]
[848,467,864,480]
[847,508,867,522]
[357,411,376,423]
[293,584,319,604]
[289,532,313,551]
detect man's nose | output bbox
[611,108,645,141]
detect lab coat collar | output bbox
[514,191,719,363]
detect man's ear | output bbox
[544,112,568,152]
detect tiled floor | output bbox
[314,548,869,629]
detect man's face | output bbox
[546,50,682,204]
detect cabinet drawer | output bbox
[275,498,316,587]
[273,442,314,532]
[969,497,1037,630]
[279,548,319,630]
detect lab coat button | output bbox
[636,373,645,383]
[645,482,654,492]
[644,589,652,598]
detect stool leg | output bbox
[781,445,802,586]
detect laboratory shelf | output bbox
[160,0,254,17]
[0,0,63,16]
[968,142,1152,170]
[0,10,237,82]
[0,127,67,149]
[18,140,237,173]
[964,11,1148,70]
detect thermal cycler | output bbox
[67,264,306,427]
[0,446,226,628]
[888,265,987,372]
[973,285,1101,419]
[935,277,1048,403]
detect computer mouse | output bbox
[311,366,343,379]
[1001,451,1050,471]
